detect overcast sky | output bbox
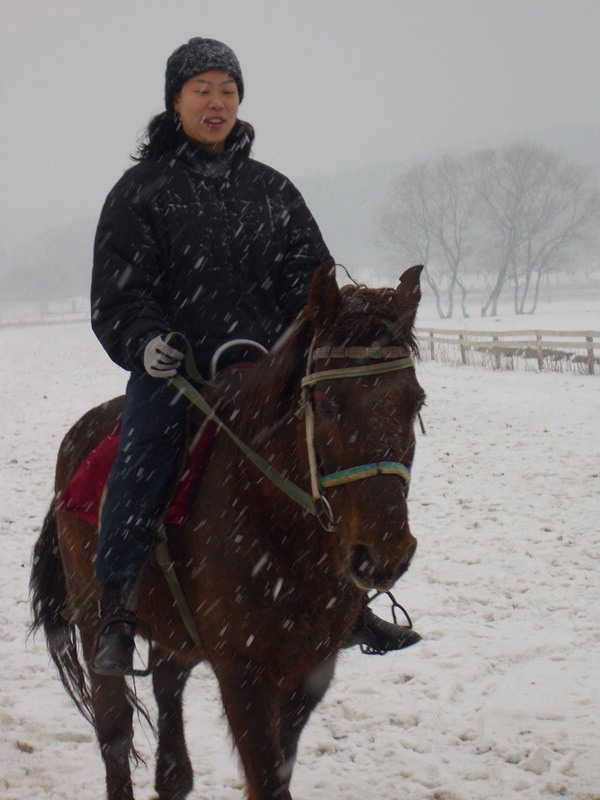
[2,0,599,250]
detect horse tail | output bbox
[30,498,95,725]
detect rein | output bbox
[170,373,318,518]
[170,337,415,531]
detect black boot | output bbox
[91,586,137,677]
[344,601,422,655]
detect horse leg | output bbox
[152,652,193,800]
[214,660,290,800]
[90,672,135,799]
[80,628,136,800]
[279,657,337,792]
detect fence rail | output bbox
[3,314,598,375]
[0,313,90,328]
[415,327,600,375]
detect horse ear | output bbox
[394,265,423,330]
[307,259,341,329]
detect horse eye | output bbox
[318,400,339,420]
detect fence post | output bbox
[587,335,595,375]
[492,335,500,369]
[429,330,435,360]
[536,333,544,371]
[459,332,467,365]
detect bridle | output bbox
[300,339,416,531]
[170,336,417,533]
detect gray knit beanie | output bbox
[165,37,244,109]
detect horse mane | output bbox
[222,313,313,443]
[329,285,420,356]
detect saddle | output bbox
[60,419,217,527]
[61,342,266,528]
[59,349,263,648]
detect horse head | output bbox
[305,260,425,591]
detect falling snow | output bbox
[1,317,599,800]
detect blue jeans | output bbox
[94,372,191,589]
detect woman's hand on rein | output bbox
[143,334,184,378]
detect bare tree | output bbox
[470,142,600,315]
[378,163,434,297]
[429,155,477,317]
[379,157,476,318]
[378,141,600,318]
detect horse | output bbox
[30,261,426,800]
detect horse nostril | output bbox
[350,544,377,579]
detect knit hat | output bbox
[165,37,244,109]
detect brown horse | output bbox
[30,262,425,800]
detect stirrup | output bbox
[91,614,154,677]
[360,591,418,656]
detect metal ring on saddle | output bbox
[210,339,268,379]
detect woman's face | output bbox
[173,71,240,151]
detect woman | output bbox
[90,37,420,675]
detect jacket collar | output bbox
[174,120,253,177]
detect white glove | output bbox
[143,334,184,378]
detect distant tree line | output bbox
[2,219,95,306]
[378,141,600,317]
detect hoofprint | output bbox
[2,303,599,800]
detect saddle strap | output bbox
[60,537,202,652]
[154,528,202,648]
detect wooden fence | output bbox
[0,314,89,328]
[2,313,598,376]
[415,328,600,376]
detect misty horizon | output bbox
[2,0,600,253]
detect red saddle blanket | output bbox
[60,421,217,527]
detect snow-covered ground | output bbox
[1,318,599,800]
[416,294,600,332]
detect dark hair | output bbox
[132,111,177,161]
[132,113,255,162]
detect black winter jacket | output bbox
[91,122,330,373]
